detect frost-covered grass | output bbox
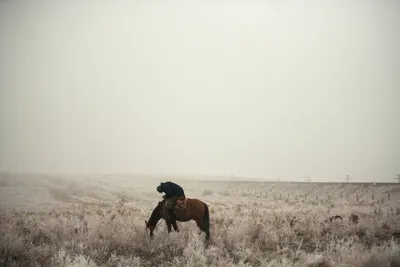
[0,174,400,267]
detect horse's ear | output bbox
[145,220,148,225]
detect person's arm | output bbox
[163,183,172,197]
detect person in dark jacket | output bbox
[157,181,185,220]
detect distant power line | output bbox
[305,177,312,183]
[344,175,351,183]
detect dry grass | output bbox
[1,174,400,267]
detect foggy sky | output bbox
[0,0,399,182]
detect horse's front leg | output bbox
[172,220,179,232]
[166,220,172,233]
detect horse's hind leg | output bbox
[195,218,204,235]
[195,218,210,241]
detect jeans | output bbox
[165,196,179,209]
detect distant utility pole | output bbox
[345,175,351,183]
[394,174,400,183]
[305,177,312,183]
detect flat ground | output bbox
[1,173,400,267]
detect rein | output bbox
[154,218,163,231]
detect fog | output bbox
[0,0,399,182]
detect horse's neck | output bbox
[149,206,162,225]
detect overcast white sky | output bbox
[0,0,399,182]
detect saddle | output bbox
[175,198,188,211]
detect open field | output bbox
[1,173,400,267]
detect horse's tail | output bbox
[203,202,210,241]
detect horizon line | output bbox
[0,171,398,184]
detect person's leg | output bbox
[164,197,175,221]
[167,196,179,220]
[165,197,175,209]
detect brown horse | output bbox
[145,198,210,241]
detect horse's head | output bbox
[145,220,155,237]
